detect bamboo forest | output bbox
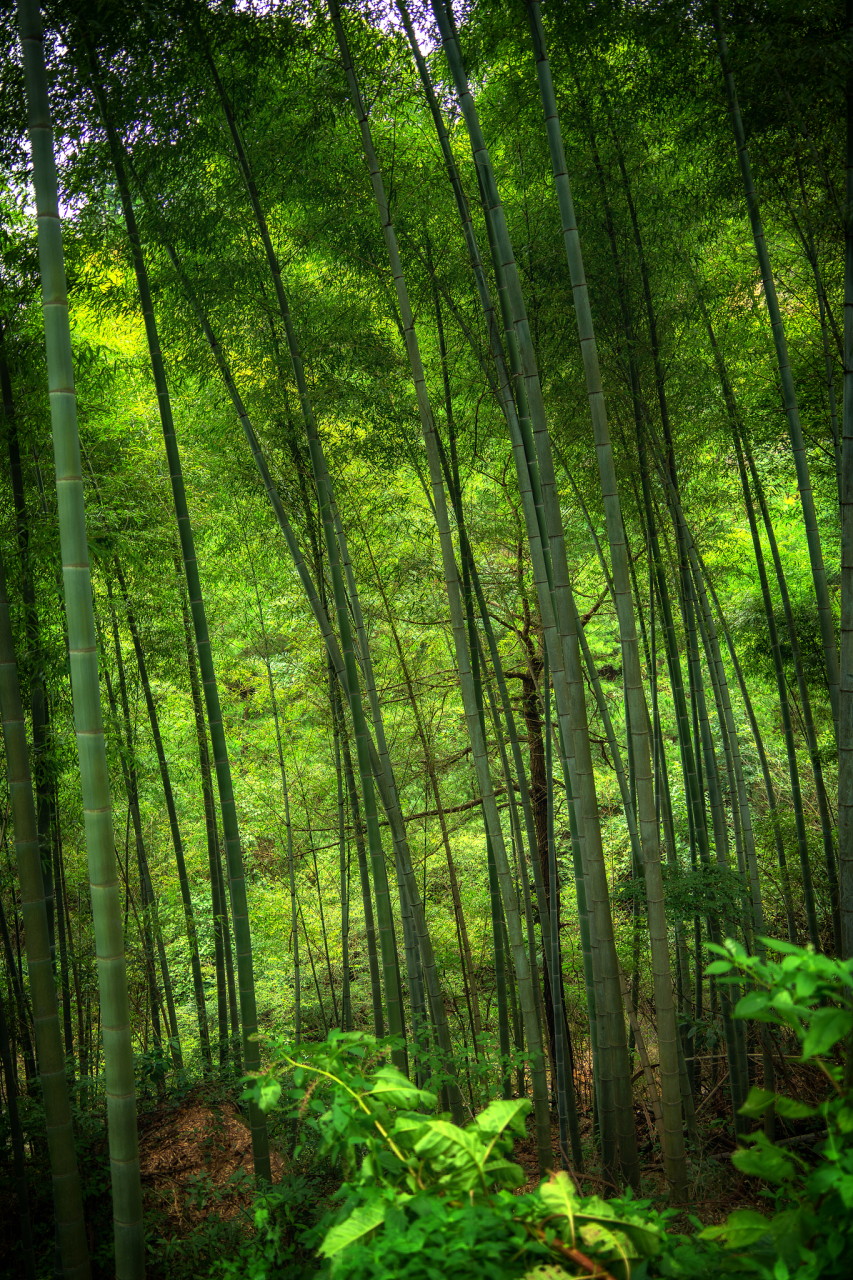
[0,0,850,1276]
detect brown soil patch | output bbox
[138,1090,284,1236]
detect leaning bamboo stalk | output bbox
[618,968,664,1146]
[335,704,348,1034]
[333,677,384,1037]
[0,885,36,1087]
[330,0,553,1169]
[740,433,840,948]
[841,0,853,963]
[425,0,633,1180]
[0,996,36,1280]
[690,281,830,943]
[90,70,269,1178]
[0,349,54,968]
[529,0,683,1185]
[95,605,170,1061]
[176,559,232,1065]
[359,519,482,1043]
[127,147,446,1072]
[394,8,592,1083]
[324,471,462,1109]
[712,0,840,741]
[17,3,143,1266]
[113,559,210,1061]
[199,34,407,1057]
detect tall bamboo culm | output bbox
[526,0,685,1196]
[841,0,853,963]
[16,1,143,1271]
[712,1,840,744]
[328,0,552,1169]
[90,69,270,1179]
[0,545,90,1278]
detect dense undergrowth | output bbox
[221,940,853,1280]
[5,939,849,1280]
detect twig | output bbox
[695,1070,730,1115]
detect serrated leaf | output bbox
[367,1065,437,1109]
[739,1087,776,1117]
[735,991,772,1020]
[801,1008,853,1060]
[773,1097,817,1119]
[318,1198,387,1258]
[732,1141,796,1183]
[474,1097,531,1138]
[700,1208,770,1248]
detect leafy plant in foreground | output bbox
[221,943,853,1280]
[697,939,853,1279]
[239,1031,663,1278]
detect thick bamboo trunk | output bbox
[0,548,91,1279]
[18,3,143,1266]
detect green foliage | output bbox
[699,940,853,1279]
[614,862,747,926]
[217,947,853,1280]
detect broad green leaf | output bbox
[793,973,820,1001]
[700,1208,770,1248]
[483,1156,526,1188]
[539,1171,577,1210]
[732,1140,796,1183]
[835,1106,853,1134]
[257,1080,282,1113]
[704,961,732,975]
[735,991,772,1020]
[773,1097,817,1119]
[392,1115,431,1139]
[739,1087,776,1117]
[578,1220,633,1260]
[474,1097,531,1138]
[577,1212,661,1258]
[318,1198,387,1258]
[367,1065,437,1108]
[801,1008,853,1060]
[414,1120,483,1164]
[762,938,806,956]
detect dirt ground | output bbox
[138,1088,285,1237]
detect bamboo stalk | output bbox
[17,3,143,1263]
[712,1,839,741]
[331,0,552,1168]
[89,65,269,1178]
[0,545,91,1278]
